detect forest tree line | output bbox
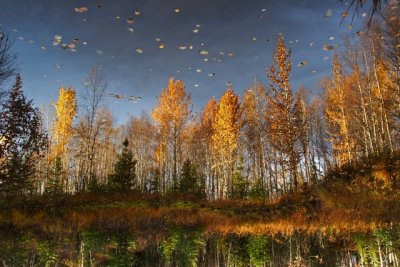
[0,5,399,200]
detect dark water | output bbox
[1,226,399,266]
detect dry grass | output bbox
[1,155,399,238]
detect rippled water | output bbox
[1,225,399,266]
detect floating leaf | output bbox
[75,7,88,13]
[199,50,209,55]
[297,61,308,67]
[323,9,332,18]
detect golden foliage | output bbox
[152,78,192,184]
[211,86,241,162]
[266,33,296,155]
[152,78,191,134]
[201,97,218,137]
[324,55,355,166]
[53,86,77,157]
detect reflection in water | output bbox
[0,226,399,266]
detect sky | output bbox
[0,0,369,123]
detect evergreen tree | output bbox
[45,156,63,195]
[178,159,203,196]
[109,139,137,192]
[0,74,47,196]
[230,170,249,200]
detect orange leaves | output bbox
[152,78,192,182]
[211,86,241,159]
[268,33,292,104]
[266,33,297,155]
[152,78,191,133]
[324,55,355,166]
[201,97,218,131]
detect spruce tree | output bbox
[109,138,137,192]
[179,159,197,193]
[178,159,204,197]
[45,156,63,195]
[0,74,47,196]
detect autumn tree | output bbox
[0,74,47,196]
[76,65,108,191]
[198,98,218,198]
[53,87,77,157]
[50,87,77,191]
[74,107,117,192]
[211,85,241,198]
[125,112,157,191]
[324,55,355,166]
[240,80,269,195]
[266,33,300,191]
[152,78,191,192]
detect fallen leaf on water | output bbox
[298,61,308,67]
[75,7,88,13]
[323,9,332,18]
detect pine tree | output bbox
[109,139,137,192]
[178,159,201,196]
[45,156,63,195]
[0,74,47,195]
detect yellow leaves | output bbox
[154,143,166,164]
[152,78,191,132]
[324,57,355,166]
[152,78,192,176]
[241,90,257,124]
[211,86,240,158]
[201,97,217,130]
[53,87,77,157]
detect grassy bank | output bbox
[1,156,400,237]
